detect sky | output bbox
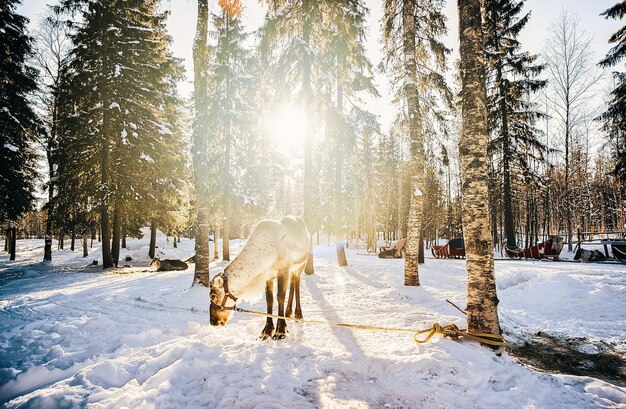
[17,0,623,136]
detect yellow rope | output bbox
[234,307,506,348]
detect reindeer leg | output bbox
[294,265,304,320]
[286,272,295,319]
[273,269,288,340]
[260,279,274,340]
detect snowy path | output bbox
[1,236,625,408]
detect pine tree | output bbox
[483,0,547,251]
[598,2,626,186]
[0,1,41,232]
[458,0,502,345]
[382,0,452,285]
[207,2,252,262]
[56,0,187,269]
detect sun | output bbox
[266,104,308,156]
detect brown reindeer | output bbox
[209,216,311,340]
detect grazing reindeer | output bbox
[209,216,311,340]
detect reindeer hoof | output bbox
[286,311,293,319]
[260,326,274,341]
[295,311,303,320]
[272,332,287,340]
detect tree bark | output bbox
[121,223,126,249]
[111,203,121,266]
[458,0,502,345]
[191,0,212,286]
[82,232,88,257]
[148,220,157,260]
[402,0,425,286]
[334,79,347,267]
[43,169,53,260]
[71,228,76,251]
[9,226,16,260]
[214,226,219,260]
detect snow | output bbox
[0,234,625,408]
[140,152,154,163]
[3,143,19,152]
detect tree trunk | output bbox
[148,220,157,260]
[334,80,347,267]
[565,106,572,250]
[43,176,53,260]
[82,233,88,257]
[4,228,9,252]
[9,226,16,260]
[402,0,425,286]
[191,0,211,286]
[111,203,121,267]
[174,236,178,248]
[59,229,64,250]
[71,228,76,252]
[214,226,219,260]
[458,0,502,346]
[121,223,126,249]
[303,0,315,275]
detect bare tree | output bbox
[31,9,71,262]
[543,10,603,250]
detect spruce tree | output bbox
[598,2,626,185]
[56,0,186,268]
[0,1,40,228]
[207,2,252,261]
[483,0,547,251]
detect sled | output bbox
[431,238,465,259]
[505,236,563,260]
[378,239,405,259]
[600,239,626,264]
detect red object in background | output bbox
[432,238,465,259]
[505,236,563,260]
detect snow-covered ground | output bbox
[1,232,625,408]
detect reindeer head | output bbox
[209,273,237,326]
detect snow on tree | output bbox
[598,1,626,187]
[381,0,453,285]
[483,0,548,251]
[55,0,188,268]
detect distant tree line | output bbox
[2,0,624,279]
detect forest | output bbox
[1,0,626,407]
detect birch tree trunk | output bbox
[192,0,211,286]
[402,0,425,287]
[458,0,502,344]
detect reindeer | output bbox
[209,216,311,340]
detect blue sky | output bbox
[18,0,623,134]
